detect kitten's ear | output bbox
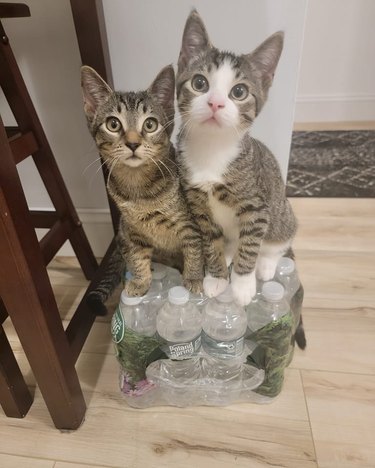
[246,31,284,90]
[81,66,112,119]
[149,64,175,119]
[178,9,211,73]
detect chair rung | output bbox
[30,210,59,229]
[8,131,39,164]
[39,218,72,265]
[0,3,30,19]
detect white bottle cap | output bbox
[151,263,167,280]
[120,290,145,306]
[262,281,285,301]
[216,285,234,303]
[277,257,295,275]
[168,286,189,305]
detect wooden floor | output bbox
[1,197,375,468]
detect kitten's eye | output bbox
[106,117,122,132]
[230,84,249,101]
[191,74,209,93]
[143,117,158,133]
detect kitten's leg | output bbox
[185,188,228,297]
[202,235,229,297]
[86,238,125,315]
[120,231,153,297]
[231,202,269,306]
[177,219,204,294]
[256,240,292,281]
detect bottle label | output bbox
[165,335,201,359]
[111,306,125,344]
[202,332,244,357]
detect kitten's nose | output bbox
[126,142,140,152]
[208,97,225,112]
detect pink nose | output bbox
[208,98,225,112]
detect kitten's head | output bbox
[177,10,283,136]
[81,65,175,168]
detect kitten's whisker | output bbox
[106,155,122,189]
[83,156,104,175]
[148,156,166,180]
[158,159,174,178]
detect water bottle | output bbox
[247,281,289,332]
[118,290,157,337]
[201,286,248,403]
[275,257,304,360]
[275,257,300,301]
[202,286,247,359]
[156,286,202,361]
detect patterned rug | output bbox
[286,130,375,197]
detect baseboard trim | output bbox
[295,94,375,122]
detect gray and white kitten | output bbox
[176,10,297,306]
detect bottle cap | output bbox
[262,281,284,301]
[120,290,145,306]
[277,257,295,275]
[216,285,234,303]
[151,263,167,280]
[168,286,189,305]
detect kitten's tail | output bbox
[86,239,125,316]
[295,316,307,350]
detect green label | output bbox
[111,306,125,344]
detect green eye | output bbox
[191,74,209,93]
[230,84,249,101]
[106,117,122,132]
[143,117,158,133]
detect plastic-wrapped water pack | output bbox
[111,260,303,408]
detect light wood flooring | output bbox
[1,197,375,468]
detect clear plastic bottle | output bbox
[201,286,248,403]
[118,290,157,337]
[275,257,300,301]
[156,286,202,362]
[247,281,289,332]
[275,257,304,359]
[202,286,247,359]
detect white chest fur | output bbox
[181,131,240,191]
[181,132,240,260]
[208,192,239,242]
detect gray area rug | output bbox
[286,131,375,197]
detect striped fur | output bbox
[81,65,203,305]
[176,11,297,306]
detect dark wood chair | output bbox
[0,2,118,429]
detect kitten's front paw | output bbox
[231,270,256,306]
[183,278,203,295]
[203,275,229,298]
[256,257,278,281]
[124,280,149,297]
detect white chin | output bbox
[124,157,144,168]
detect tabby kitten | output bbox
[176,10,297,307]
[81,64,203,298]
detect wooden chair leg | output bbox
[0,325,33,418]
[0,123,86,430]
[0,20,98,281]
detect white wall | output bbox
[103,0,307,178]
[1,0,307,256]
[295,0,375,122]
